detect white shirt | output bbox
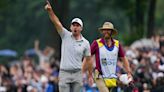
[59,27,91,70]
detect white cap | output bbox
[40,75,48,83]
[157,72,164,78]
[0,87,7,92]
[119,74,132,85]
[150,55,157,64]
[132,59,139,65]
[27,86,33,91]
[71,18,83,27]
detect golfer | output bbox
[45,1,93,92]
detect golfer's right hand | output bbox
[45,0,52,11]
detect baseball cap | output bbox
[71,18,83,27]
[119,74,132,85]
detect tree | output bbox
[147,0,157,37]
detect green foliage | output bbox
[156,0,164,30]
[0,0,54,55]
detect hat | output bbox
[71,18,83,27]
[99,22,118,36]
[119,74,132,85]
[40,75,48,83]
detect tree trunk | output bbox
[135,0,145,38]
[147,0,157,38]
[52,0,70,27]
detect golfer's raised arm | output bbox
[45,0,63,33]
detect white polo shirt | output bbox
[58,27,91,70]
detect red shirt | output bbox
[91,38,125,73]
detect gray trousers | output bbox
[59,69,83,92]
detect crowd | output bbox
[124,35,164,92]
[0,40,59,92]
[0,35,164,92]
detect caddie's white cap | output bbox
[71,18,83,27]
[119,74,132,85]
